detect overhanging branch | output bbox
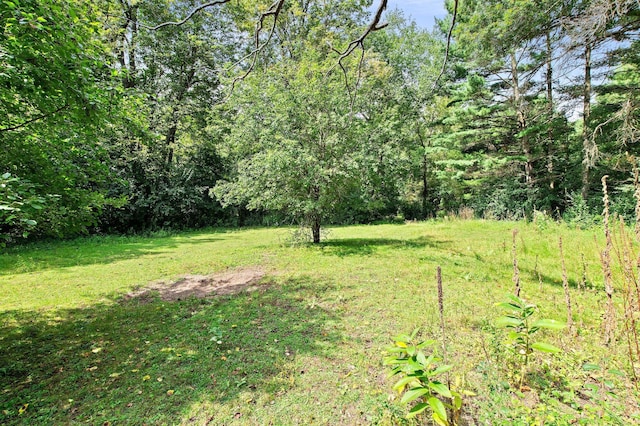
[326,0,388,107]
[143,0,391,97]
[0,104,69,133]
[225,0,286,97]
[334,0,388,68]
[146,0,231,30]
[433,0,459,90]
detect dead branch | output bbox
[432,0,459,90]
[570,0,638,42]
[334,0,388,66]
[225,0,286,97]
[144,0,391,97]
[146,0,231,30]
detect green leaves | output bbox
[428,381,452,399]
[531,319,565,330]
[385,330,460,424]
[0,0,119,240]
[495,316,523,328]
[530,342,561,353]
[400,387,430,404]
[0,173,48,244]
[428,397,448,425]
[407,402,429,418]
[582,363,601,372]
[496,293,565,387]
[214,39,405,242]
[392,376,419,392]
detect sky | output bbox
[384,0,448,29]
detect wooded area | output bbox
[2,0,639,244]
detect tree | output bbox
[0,0,119,238]
[567,0,640,202]
[368,10,448,218]
[96,0,393,233]
[214,44,399,243]
[586,42,640,217]
[96,0,235,232]
[440,0,588,216]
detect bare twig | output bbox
[570,0,638,42]
[634,162,640,241]
[327,42,355,112]
[512,229,521,297]
[580,252,588,290]
[224,0,286,97]
[601,175,616,345]
[436,266,449,388]
[350,46,366,111]
[146,0,231,30]
[325,0,388,96]
[145,0,392,99]
[432,0,459,90]
[559,236,574,332]
[334,0,388,66]
[610,216,640,384]
[534,255,543,292]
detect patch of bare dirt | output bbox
[125,267,266,302]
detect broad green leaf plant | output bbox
[384,329,462,426]
[0,173,46,245]
[496,294,565,387]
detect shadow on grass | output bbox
[0,229,234,275]
[0,276,341,425]
[318,236,449,257]
[524,269,582,289]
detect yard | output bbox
[1,220,637,424]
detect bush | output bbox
[0,173,46,245]
[562,193,600,228]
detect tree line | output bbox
[1,0,639,244]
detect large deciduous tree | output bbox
[214,48,400,242]
[0,0,117,238]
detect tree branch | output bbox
[145,0,391,98]
[0,104,69,133]
[324,0,388,106]
[334,0,388,68]
[432,0,458,90]
[146,0,232,30]
[225,0,286,98]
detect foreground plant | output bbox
[384,329,462,425]
[496,294,565,387]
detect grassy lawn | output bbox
[1,220,638,424]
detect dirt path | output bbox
[125,267,266,302]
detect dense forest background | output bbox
[2,0,639,244]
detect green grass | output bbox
[1,220,638,424]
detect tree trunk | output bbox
[119,3,138,89]
[310,185,321,244]
[165,124,177,165]
[511,53,532,187]
[163,70,194,166]
[546,31,555,191]
[546,33,553,107]
[417,126,429,218]
[127,5,138,87]
[422,157,428,217]
[581,43,593,200]
[311,217,321,244]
